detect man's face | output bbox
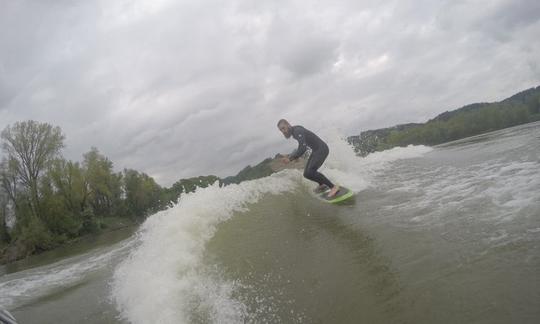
[278,123,292,138]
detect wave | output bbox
[111,136,433,324]
[111,171,298,323]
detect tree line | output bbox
[0,121,218,262]
[348,86,540,154]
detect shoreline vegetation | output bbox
[348,86,540,155]
[1,86,539,264]
[0,119,226,264]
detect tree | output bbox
[39,172,80,239]
[49,159,90,215]
[0,121,65,220]
[0,184,10,243]
[83,147,122,217]
[123,169,163,218]
[0,158,19,210]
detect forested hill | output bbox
[348,86,540,155]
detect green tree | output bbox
[0,184,10,243]
[123,169,163,218]
[49,159,90,216]
[83,148,122,218]
[39,173,80,240]
[0,121,65,221]
[49,158,102,234]
[0,159,19,212]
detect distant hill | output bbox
[348,86,540,155]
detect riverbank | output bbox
[0,216,138,266]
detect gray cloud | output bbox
[1,0,539,185]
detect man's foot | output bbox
[326,185,340,198]
[313,184,329,193]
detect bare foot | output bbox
[313,184,329,193]
[327,185,340,198]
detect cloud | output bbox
[1,0,539,185]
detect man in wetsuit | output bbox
[277,119,340,198]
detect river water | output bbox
[1,122,539,323]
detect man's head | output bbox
[277,119,292,138]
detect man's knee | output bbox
[303,168,315,179]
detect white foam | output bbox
[317,129,433,192]
[111,171,297,324]
[383,158,540,228]
[0,238,135,309]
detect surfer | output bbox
[277,119,340,198]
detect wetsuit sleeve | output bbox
[289,128,307,160]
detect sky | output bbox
[1,0,539,186]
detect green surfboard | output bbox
[316,186,354,204]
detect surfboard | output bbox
[315,186,354,204]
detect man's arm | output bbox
[289,127,307,161]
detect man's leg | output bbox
[303,148,334,188]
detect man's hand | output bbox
[281,156,290,164]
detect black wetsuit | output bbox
[288,125,334,188]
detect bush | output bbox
[17,216,55,254]
[80,207,101,235]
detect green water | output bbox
[205,195,401,323]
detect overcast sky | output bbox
[1,0,539,186]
